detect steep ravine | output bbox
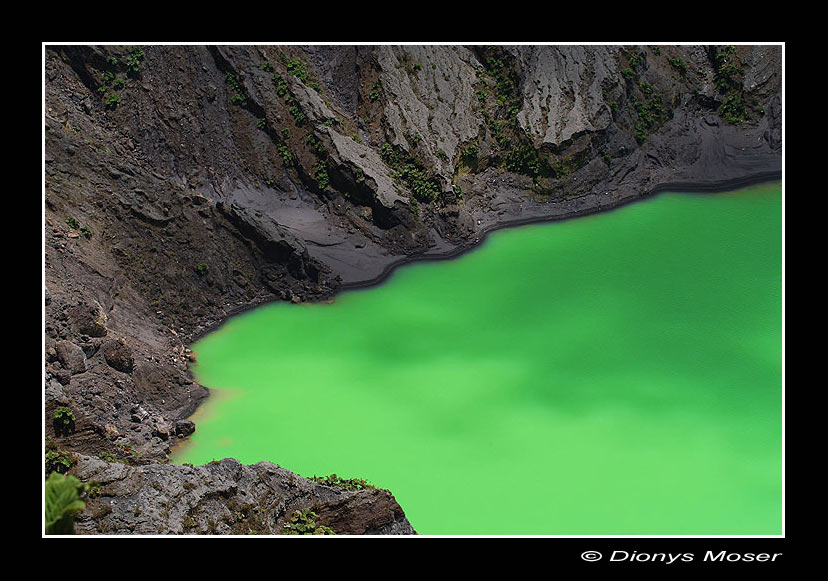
[43,44,782,535]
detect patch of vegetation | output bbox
[196,262,209,276]
[459,143,479,170]
[632,93,665,143]
[288,103,306,126]
[125,47,144,76]
[435,149,448,162]
[667,56,687,78]
[45,447,76,475]
[256,118,267,130]
[225,73,246,107]
[380,143,441,203]
[79,225,92,239]
[65,217,79,229]
[713,45,740,93]
[472,46,553,183]
[262,61,274,72]
[712,46,748,125]
[277,144,294,167]
[286,58,308,82]
[280,128,291,141]
[45,472,86,535]
[621,68,636,82]
[272,72,288,97]
[86,481,101,498]
[369,80,382,102]
[305,133,328,158]
[53,406,76,435]
[310,473,376,491]
[719,93,746,125]
[627,50,645,70]
[104,93,121,109]
[282,507,335,535]
[314,160,330,190]
[98,450,126,464]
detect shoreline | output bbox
[186,169,781,347]
[173,169,782,474]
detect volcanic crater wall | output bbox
[44,43,781,535]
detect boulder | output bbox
[55,340,86,375]
[101,339,134,373]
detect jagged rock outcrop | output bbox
[72,455,415,535]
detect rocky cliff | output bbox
[43,43,782,535]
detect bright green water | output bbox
[173,182,783,535]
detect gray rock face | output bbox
[378,46,483,183]
[516,45,619,147]
[71,455,416,535]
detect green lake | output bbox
[173,182,783,535]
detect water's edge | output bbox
[188,170,782,346]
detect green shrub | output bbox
[65,217,79,229]
[719,93,746,125]
[126,47,144,76]
[310,473,376,491]
[45,472,87,535]
[104,93,121,109]
[282,507,335,535]
[314,161,330,190]
[289,105,306,126]
[45,449,75,475]
[53,406,76,435]
[79,225,92,239]
[369,80,382,102]
[667,56,687,77]
[272,72,288,97]
[277,144,294,167]
[286,58,308,82]
[196,262,209,275]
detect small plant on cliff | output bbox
[310,473,376,491]
[45,472,87,535]
[79,225,92,239]
[104,93,121,109]
[277,144,294,168]
[282,507,335,535]
[45,448,76,475]
[369,80,382,102]
[65,217,79,229]
[53,406,76,435]
[125,47,145,76]
[196,262,209,276]
[286,58,308,82]
[314,160,330,190]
